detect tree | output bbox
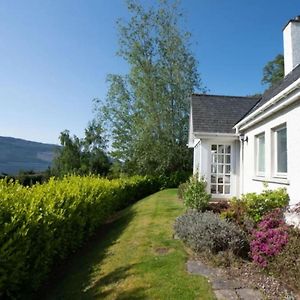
[98,0,204,176]
[262,54,284,88]
[52,121,110,176]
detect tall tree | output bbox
[52,121,110,176]
[262,54,284,88]
[99,0,204,176]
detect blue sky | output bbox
[1,0,299,144]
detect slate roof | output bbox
[245,63,300,117]
[191,94,259,134]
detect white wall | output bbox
[242,101,300,205]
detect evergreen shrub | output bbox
[174,211,249,257]
[182,175,211,211]
[0,175,160,298]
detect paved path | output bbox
[187,260,263,300]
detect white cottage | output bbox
[189,16,300,206]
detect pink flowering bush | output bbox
[250,209,289,267]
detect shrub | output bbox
[207,201,229,214]
[220,197,255,234]
[177,182,188,200]
[222,188,289,226]
[250,209,289,268]
[242,188,289,222]
[174,211,249,257]
[0,175,161,298]
[158,171,191,189]
[267,227,300,291]
[182,175,211,211]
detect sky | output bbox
[0,0,300,145]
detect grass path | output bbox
[41,189,215,300]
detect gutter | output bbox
[193,132,238,138]
[234,77,300,133]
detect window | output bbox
[256,133,265,175]
[274,126,287,176]
[210,144,231,195]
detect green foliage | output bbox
[0,175,160,298]
[98,0,204,176]
[267,228,300,291]
[222,188,289,224]
[158,171,191,189]
[182,175,211,211]
[220,197,250,226]
[52,121,110,176]
[242,188,289,223]
[174,211,249,257]
[262,54,284,88]
[177,182,188,200]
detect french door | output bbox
[210,144,231,195]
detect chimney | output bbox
[283,16,300,76]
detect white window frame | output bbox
[255,132,265,177]
[210,143,232,196]
[272,124,287,178]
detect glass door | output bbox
[210,144,231,195]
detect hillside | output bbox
[0,136,59,175]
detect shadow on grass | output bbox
[34,206,142,300]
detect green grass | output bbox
[39,189,215,300]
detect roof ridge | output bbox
[192,93,260,99]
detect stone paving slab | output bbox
[187,260,223,278]
[187,260,263,300]
[211,278,246,290]
[214,289,239,300]
[236,288,263,300]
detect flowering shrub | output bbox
[250,209,289,268]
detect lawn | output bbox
[39,189,215,300]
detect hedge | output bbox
[0,175,161,298]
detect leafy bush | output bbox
[182,175,211,211]
[158,171,191,189]
[174,211,249,257]
[0,175,161,298]
[267,227,300,291]
[250,209,289,268]
[177,182,188,200]
[242,188,289,222]
[222,188,289,225]
[207,201,229,214]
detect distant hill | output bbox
[0,136,59,175]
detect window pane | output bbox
[225,155,231,163]
[224,185,230,194]
[258,134,265,173]
[277,128,287,173]
[225,145,231,154]
[218,145,224,153]
[218,155,224,164]
[218,165,224,173]
[211,145,217,151]
[224,175,230,184]
[217,176,223,184]
[218,185,223,194]
[212,154,217,163]
[211,185,216,194]
[211,175,216,183]
[225,165,231,174]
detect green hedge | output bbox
[0,175,160,298]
